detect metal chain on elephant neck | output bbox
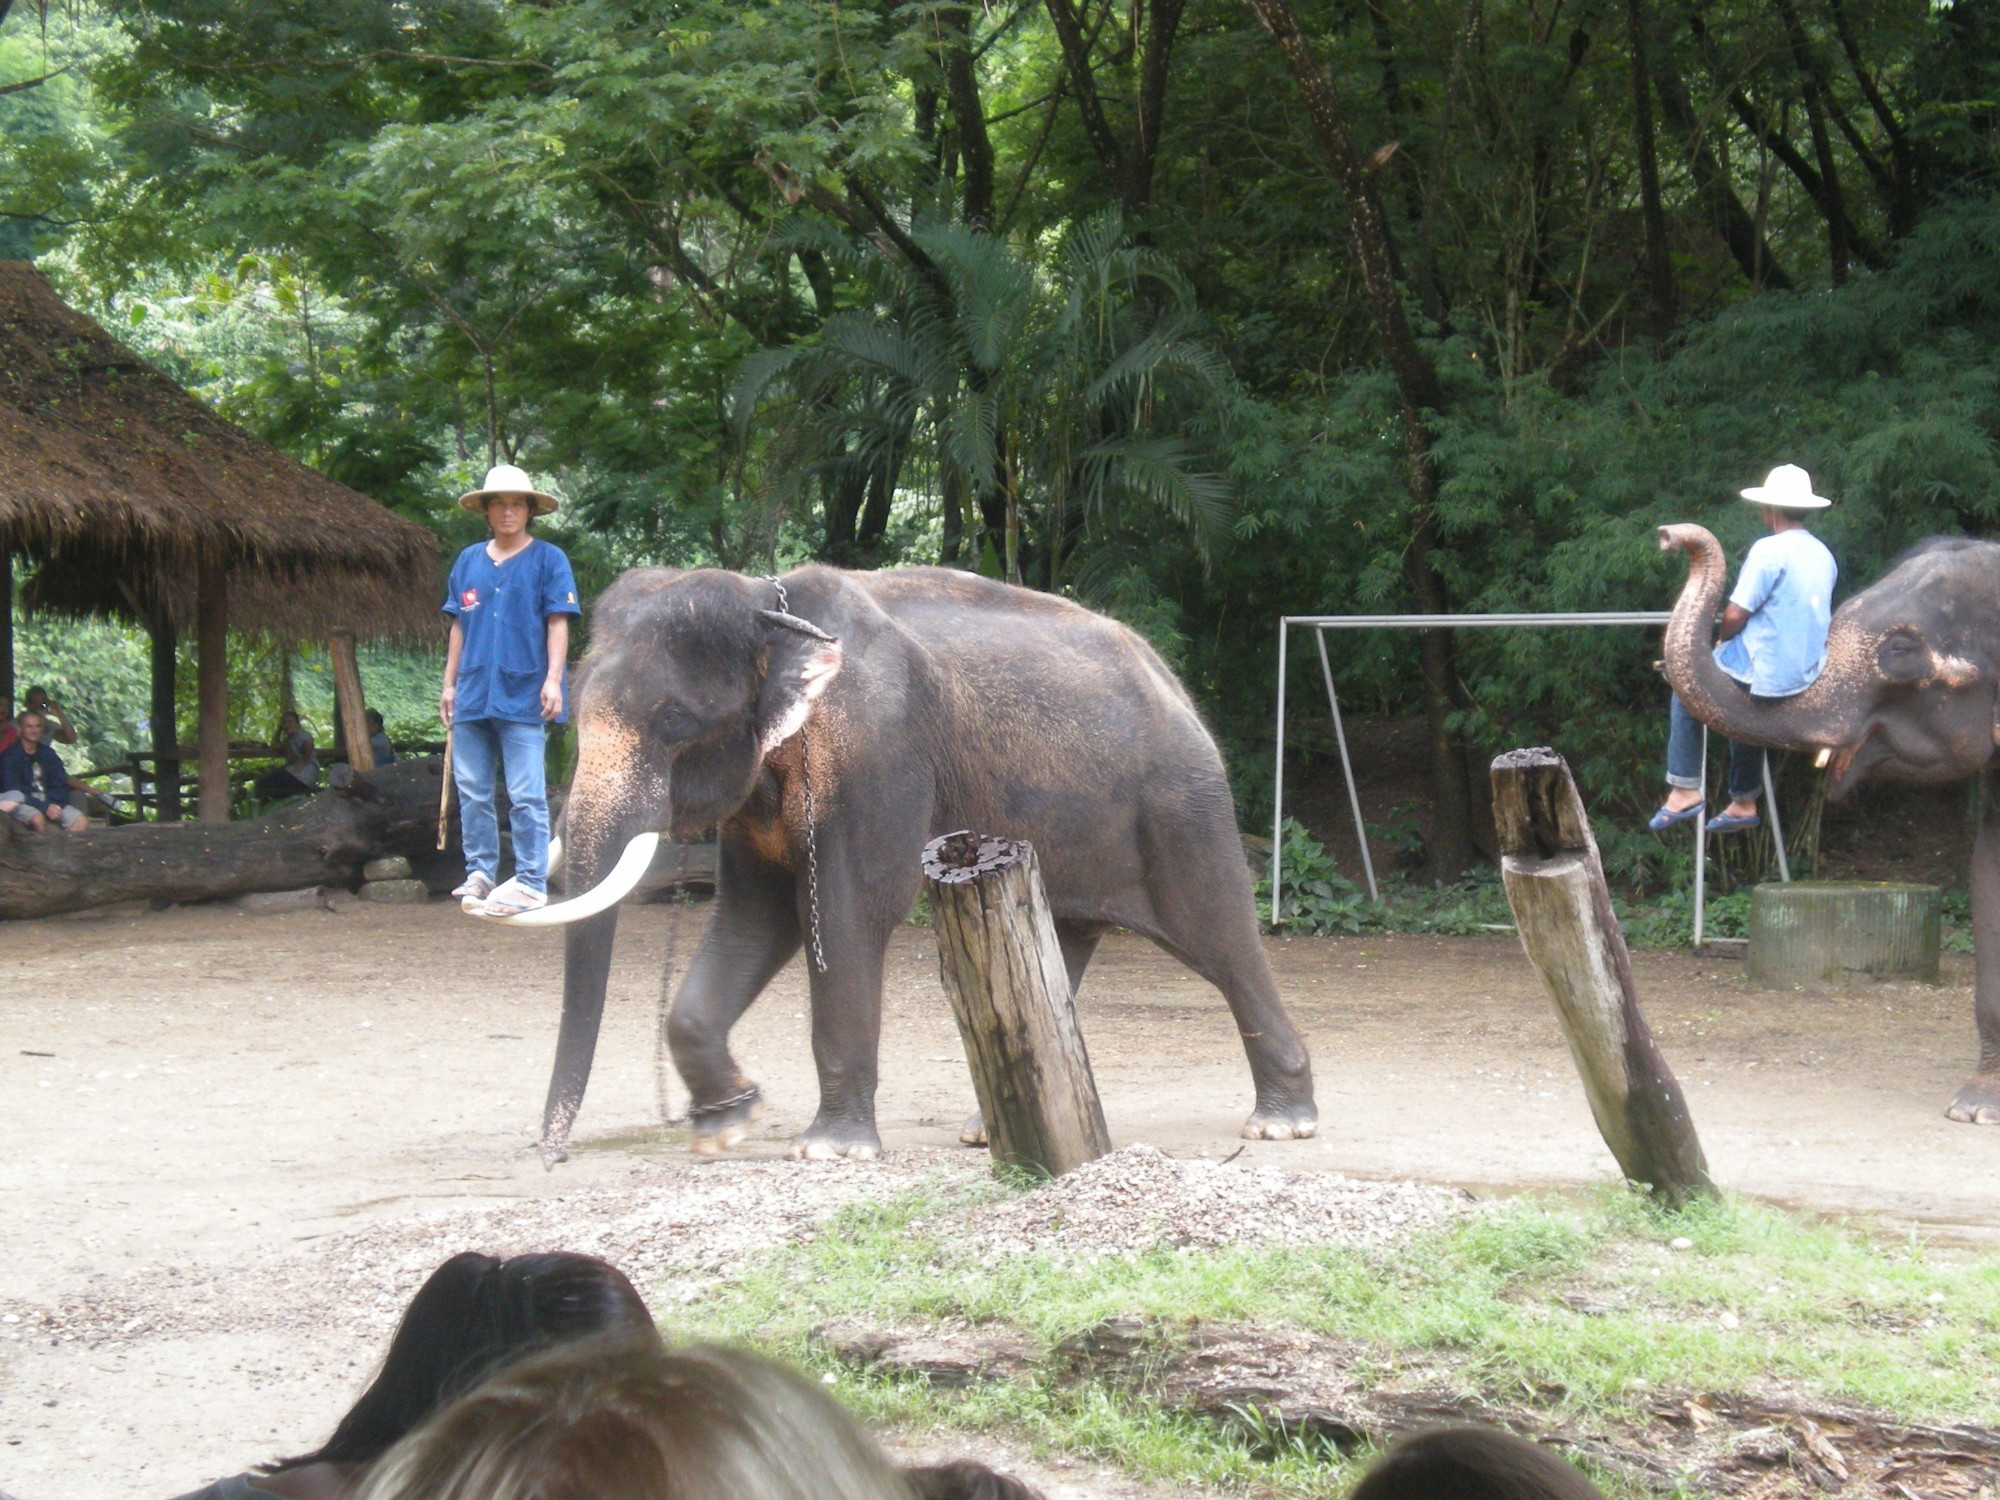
[767,576,829,974]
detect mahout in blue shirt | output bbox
[442,538,582,724]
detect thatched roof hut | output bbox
[0,260,443,820]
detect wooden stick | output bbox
[1491,747,1715,1203]
[437,727,454,852]
[922,831,1111,1178]
[328,628,374,772]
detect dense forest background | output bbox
[4,0,1998,888]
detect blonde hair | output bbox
[355,1338,915,1500]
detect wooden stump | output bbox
[922,831,1111,1178]
[1749,881,1942,988]
[1492,748,1715,1203]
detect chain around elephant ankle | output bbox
[768,576,828,974]
[686,1084,762,1120]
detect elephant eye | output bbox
[1877,632,1929,682]
[655,702,700,736]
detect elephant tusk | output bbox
[547,836,563,875]
[476,832,660,927]
[1815,748,1833,769]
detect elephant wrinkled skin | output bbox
[521,565,1318,1163]
[1660,523,2000,1124]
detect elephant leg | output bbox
[959,919,1109,1147]
[1137,810,1317,1141]
[667,842,802,1154]
[1948,772,2000,1124]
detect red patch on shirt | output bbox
[460,588,479,609]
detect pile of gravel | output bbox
[7,1152,981,1350]
[940,1144,1476,1258]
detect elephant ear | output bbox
[757,611,843,753]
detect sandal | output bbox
[1707,810,1761,834]
[453,871,496,913]
[1646,802,1704,833]
[479,877,548,918]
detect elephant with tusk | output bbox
[1660,522,2000,1124]
[487,564,1318,1165]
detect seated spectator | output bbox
[1347,1426,1605,1500]
[1,709,89,832]
[171,1251,657,1500]
[355,1340,919,1500]
[365,708,397,767]
[253,711,321,804]
[22,684,79,746]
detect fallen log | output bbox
[0,759,449,921]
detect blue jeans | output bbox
[454,717,551,891]
[1666,693,1765,802]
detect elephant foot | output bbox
[688,1082,764,1155]
[789,1116,882,1161]
[1242,1099,1318,1141]
[1945,1074,2000,1125]
[958,1111,987,1147]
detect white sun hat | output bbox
[459,463,559,515]
[1739,463,1832,510]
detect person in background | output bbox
[1649,463,1838,836]
[1347,1426,1606,1500]
[440,463,580,918]
[254,710,320,804]
[22,684,78,746]
[0,708,88,831]
[353,1340,917,1500]
[170,1251,657,1500]
[364,708,397,767]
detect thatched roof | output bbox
[0,260,440,641]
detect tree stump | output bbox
[1749,881,1942,988]
[922,831,1111,1178]
[1492,748,1715,1203]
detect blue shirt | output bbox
[443,538,582,724]
[1,739,70,814]
[1714,528,1837,698]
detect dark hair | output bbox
[906,1460,1045,1500]
[1349,1427,1605,1500]
[24,685,48,701]
[269,1251,656,1472]
[365,708,385,730]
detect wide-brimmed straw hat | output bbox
[458,464,559,515]
[1739,463,1832,510]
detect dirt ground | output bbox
[2,897,1997,1499]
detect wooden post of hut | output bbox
[327,628,374,772]
[1,544,14,706]
[921,831,1111,1178]
[1492,747,1715,1204]
[196,553,230,824]
[147,606,180,821]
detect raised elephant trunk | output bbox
[1658,523,1871,786]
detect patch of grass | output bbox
[657,1173,2000,1497]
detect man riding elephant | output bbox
[1660,517,2000,1124]
[482,565,1319,1164]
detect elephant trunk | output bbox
[539,906,620,1166]
[1658,524,1866,777]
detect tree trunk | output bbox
[1650,55,1795,290]
[938,5,996,226]
[1243,0,1474,878]
[1624,0,1677,334]
[1492,748,1715,1204]
[1773,0,1850,283]
[0,760,449,920]
[923,832,1112,1178]
[0,545,13,708]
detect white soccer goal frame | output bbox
[1269,611,1788,948]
